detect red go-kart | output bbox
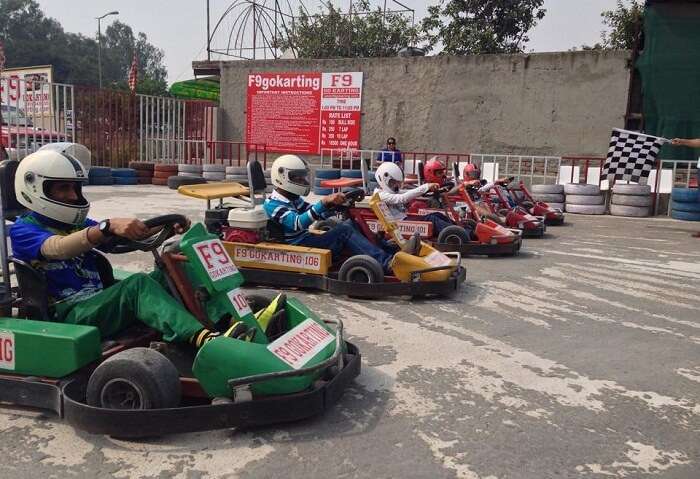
[506,180,565,226]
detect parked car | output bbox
[1,105,67,160]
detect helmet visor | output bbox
[43,180,89,207]
[288,168,310,187]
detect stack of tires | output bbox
[264,168,273,192]
[671,188,700,222]
[152,164,177,186]
[530,184,565,210]
[314,168,341,195]
[111,168,138,186]
[610,184,651,217]
[564,184,606,214]
[168,164,206,190]
[202,164,226,182]
[88,167,113,185]
[129,162,155,184]
[225,166,248,184]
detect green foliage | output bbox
[279,0,422,58]
[0,0,168,94]
[421,0,546,55]
[600,0,644,50]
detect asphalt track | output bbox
[1,184,698,479]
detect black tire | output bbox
[315,169,341,179]
[167,175,207,189]
[112,168,138,178]
[86,348,181,410]
[671,188,700,203]
[437,225,469,245]
[338,255,384,284]
[113,176,138,185]
[129,161,155,171]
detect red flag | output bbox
[128,52,138,92]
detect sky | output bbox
[35,0,628,86]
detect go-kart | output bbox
[482,181,546,238]
[505,180,565,226]
[178,160,465,299]
[350,183,521,257]
[0,160,359,438]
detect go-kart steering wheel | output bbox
[336,188,365,209]
[103,214,189,254]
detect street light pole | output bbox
[96,11,119,89]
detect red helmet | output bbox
[463,163,481,180]
[424,157,447,184]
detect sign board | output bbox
[366,219,433,238]
[267,319,334,369]
[0,331,15,370]
[246,71,363,154]
[232,244,324,272]
[0,65,53,117]
[193,239,239,281]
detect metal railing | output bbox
[470,153,562,186]
[206,141,268,167]
[1,76,74,161]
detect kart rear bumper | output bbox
[521,223,546,238]
[0,342,360,438]
[434,238,520,256]
[239,266,466,298]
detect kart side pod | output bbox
[368,193,459,283]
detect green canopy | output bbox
[169,77,220,103]
[636,3,700,160]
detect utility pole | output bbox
[96,11,119,89]
[206,0,211,61]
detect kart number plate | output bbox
[0,331,15,370]
[267,319,334,370]
[424,251,452,268]
[366,219,432,238]
[193,239,239,281]
[227,288,252,317]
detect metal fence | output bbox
[206,141,268,167]
[1,76,74,161]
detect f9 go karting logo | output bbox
[0,331,15,370]
[194,239,239,281]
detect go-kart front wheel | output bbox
[87,348,181,410]
[437,225,469,245]
[338,255,384,284]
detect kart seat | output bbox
[0,160,27,221]
[12,250,116,321]
[247,158,268,200]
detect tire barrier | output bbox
[564,183,605,214]
[167,175,207,190]
[670,188,700,221]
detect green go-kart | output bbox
[0,164,359,437]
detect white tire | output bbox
[612,183,651,195]
[178,172,204,178]
[612,194,651,207]
[533,193,565,203]
[178,164,202,173]
[566,203,607,214]
[566,194,604,205]
[610,204,649,217]
[226,166,247,175]
[548,202,564,211]
[531,184,564,194]
[203,172,226,181]
[564,183,601,196]
[203,164,226,173]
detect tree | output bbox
[279,0,422,58]
[600,0,644,50]
[0,0,168,94]
[421,0,546,55]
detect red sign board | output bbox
[246,72,363,154]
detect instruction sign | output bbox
[246,71,363,154]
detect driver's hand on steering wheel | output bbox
[108,218,150,240]
[173,218,191,235]
[322,192,346,207]
[427,183,440,192]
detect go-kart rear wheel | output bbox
[437,225,469,245]
[87,348,181,410]
[338,255,384,284]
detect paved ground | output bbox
[1,184,699,479]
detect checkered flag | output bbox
[603,128,668,184]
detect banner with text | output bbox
[246,72,363,154]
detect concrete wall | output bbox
[211,50,631,158]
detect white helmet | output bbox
[15,149,90,225]
[271,154,311,196]
[375,162,404,193]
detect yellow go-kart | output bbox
[177,160,466,298]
